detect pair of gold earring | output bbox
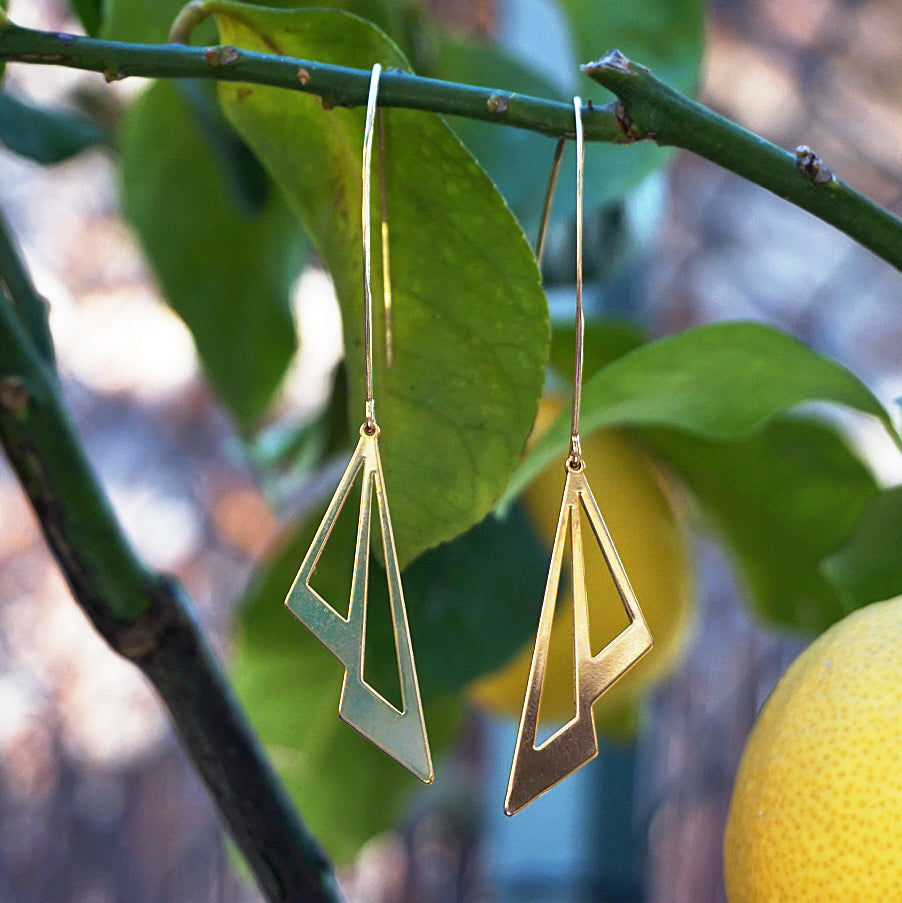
[283,66,653,814]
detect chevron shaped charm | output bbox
[504,463,653,815]
[285,427,433,783]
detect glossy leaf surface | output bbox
[208,2,548,565]
[506,321,896,502]
[821,485,902,610]
[647,417,879,632]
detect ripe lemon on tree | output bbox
[468,397,694,735]
[724,595,902,902]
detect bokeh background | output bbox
[1,0,901,900]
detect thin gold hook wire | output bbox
[535,136,566,267]
[361,63,381,432]
[568,96,585,468]
[377,109,395,369]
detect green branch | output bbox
[0,240,341,902]
[0,204,54,366]
[0,20,899,272]
[0,18,620,140]
[585,51,902,272]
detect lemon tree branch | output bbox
[0,212,341,903]
[0,16,901,272]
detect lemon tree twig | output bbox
[584,51,902,274]
[0,15,900,271]
[0,215,342,902]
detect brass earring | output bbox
[504,99,653,815]
[284,64,433,784]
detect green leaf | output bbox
[101,0,419,49]
[101,0,191,43]
[548,317,647,385]
[119,80,302,427]
[69,0,103,36]
[504,321,896,503]
[646,417,879,632]
[0,92,106,164]
[821,485,902,610]
[433,35,567,230]
[398,505,548,698]
[208,3,548,565]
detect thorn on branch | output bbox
[795,145,834,185]
[581,49,640,78]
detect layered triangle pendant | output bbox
[504,463,653,815]
[285,427,433,783]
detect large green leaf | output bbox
[232,495,544,859]
[504,321,897,503]
[207,3,548,565]
[0,92,106,164]
[646,417,879,632]
[821,485,902,609]
[119,80,302,426]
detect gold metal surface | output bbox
[361,63,380,430]
[283,63,432,782]
[534,136,565,266]
[569,96,585,466]
[285,427,433,783]
[504,463,653,815]
[504,96,653,815]
[377,110,395,368]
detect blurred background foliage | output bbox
[1,0,901,900]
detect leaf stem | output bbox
[0,242,342,902]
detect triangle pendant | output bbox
[285,428,433,783]
[504,464,653,815]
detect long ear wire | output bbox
[504,98,653,816]
[283,63,433,784]
[361,62,381,433]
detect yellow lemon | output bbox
[469,398,694,735]
[723,596,902,902]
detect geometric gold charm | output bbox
[504,461,652,815]
[285,425,433,783]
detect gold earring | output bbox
[504,99,653,815]
[284,64,433,784]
